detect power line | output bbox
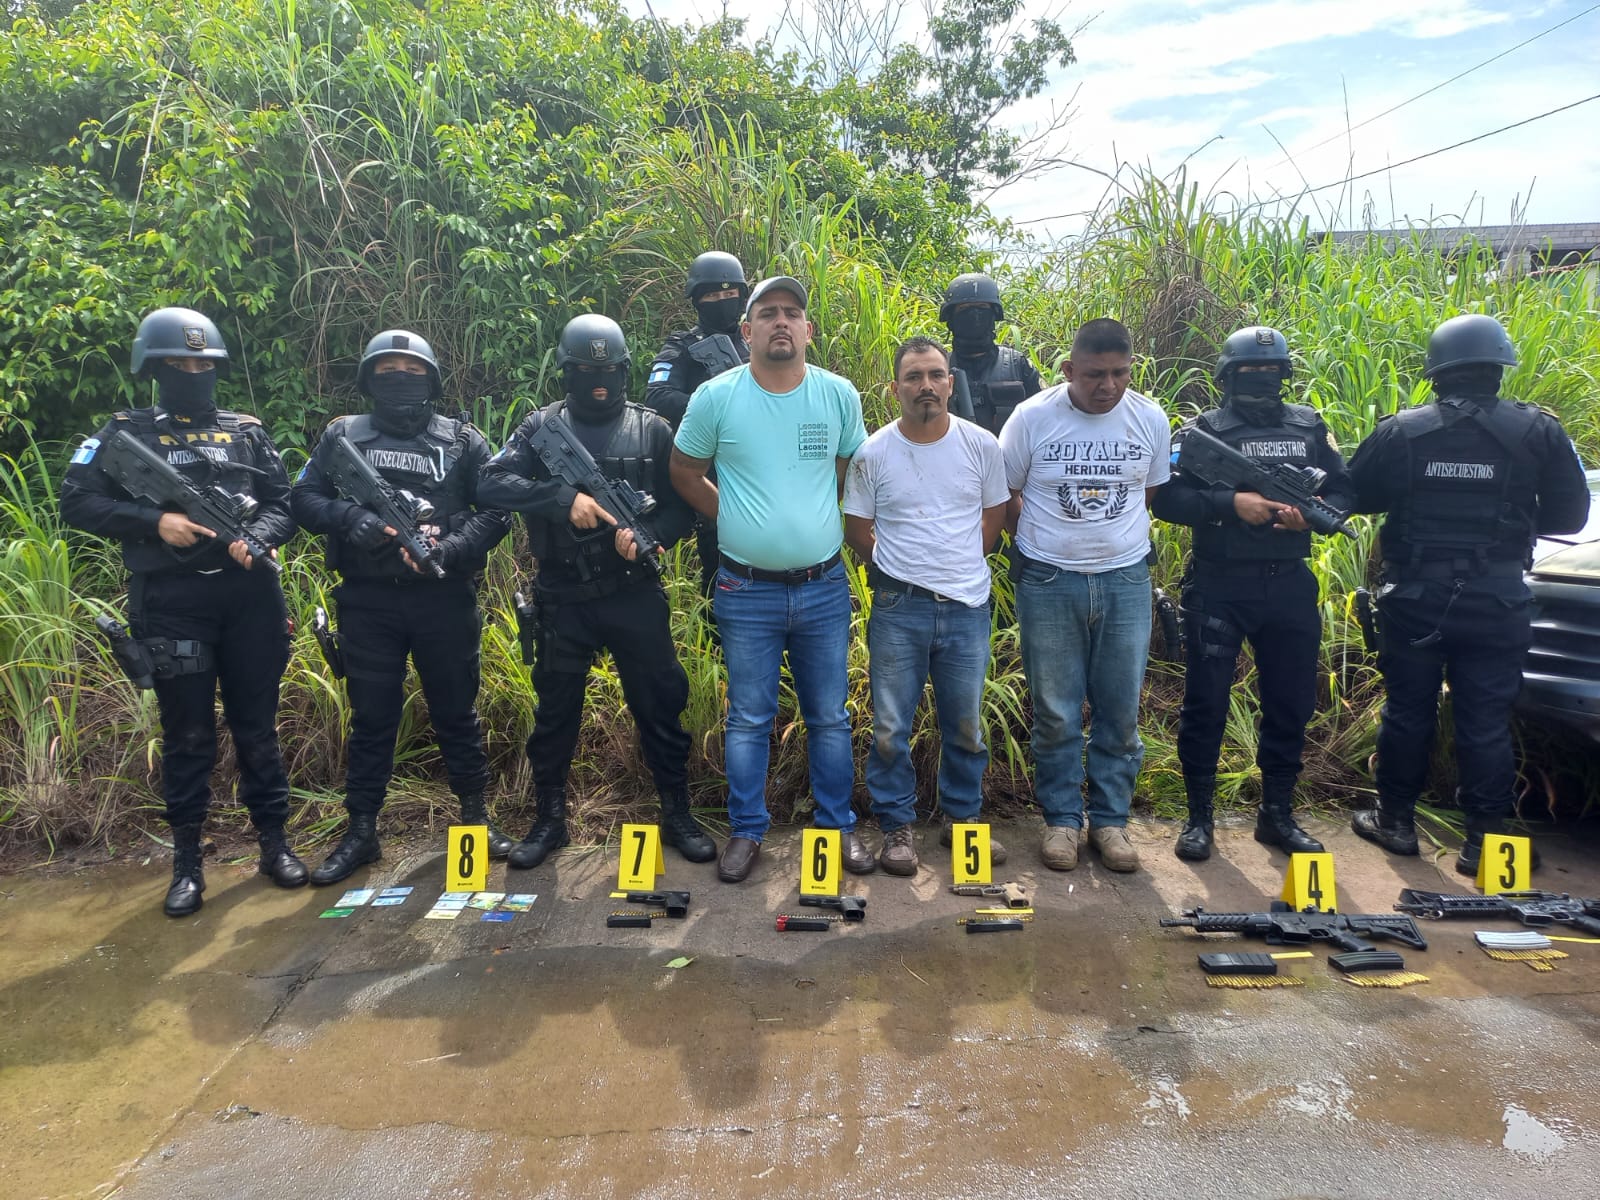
[1273,3,1600,165]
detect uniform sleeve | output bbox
[840,443,876,519]
[477,410,579,519]
[836,381,868,458]
[643,334,698,429]
[289,424,368,537]
[1311,421,1357,515]
[674,385,720,459]
[59,419,168,540]
[1150,421,1236,526]
[647,419,696,549]
[439,428,514,564]
[1346,420,1400,515]
[241,423,297,549]
[1534,417,1591,535]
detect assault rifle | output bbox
[686,333,743,378]
[1395,889,1600,936]
[1160,903,1427,953]
[950,367,976,421]
[527,414,664,577]
[97,431,280,573]
[325,435,446,578]
[1176,427,1353,538]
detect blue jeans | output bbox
[1016,559,1152,829]
[866,591,991,830]
[712,560,855,840]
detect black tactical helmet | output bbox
[939,273,1004,323]
[1423,314,1517,378]
[684,251,749,301]
[130,307,231,378]
[1214,326,1292,381]
[557,314,630,368]
[357,329,442,398]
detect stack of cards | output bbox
[373,886,414,908]
[425,892,474,920]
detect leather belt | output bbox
[867,564,962,602]
[719,550,842,584]
[1191,559,1307,578]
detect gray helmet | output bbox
[357,329,442,398]
[1215,326,1292,381]
[557,314,630,368]
[684,252,748,301]
[130,307,231,378]
[939,273,1004,323]
[1424,314,1517,378]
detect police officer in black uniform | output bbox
[291,330,513,884]
[1152,327,1355,861]
[940,272,1042,435]
[1347,314,1588,875]
[480,314,715,868]
[61,307,307,917]
[645,251,751,599]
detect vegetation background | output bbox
[3,0,1597,855]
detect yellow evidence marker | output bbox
[1477,834,1532,895]
[950,822,994,886]
[1281,851,1337,913]
[801,828,842,897]
[446,824,490,893]
[617,822,666,892]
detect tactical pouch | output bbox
[1353,587,1382,655]
[312,606,346,679]
[988,379,1027,425]
[95,615,157,689]
[512,590,539,667]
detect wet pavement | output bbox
[4,816,1599,1199]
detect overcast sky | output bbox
[630,0,1600,244]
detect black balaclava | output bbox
[1432,364,1503,402]
[947,308,998,354]
[369,372,435,438]
[564,365,628,423]
[1226,369,1286,424]
[155,363,219,422]
[696,295,744,335]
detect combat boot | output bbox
[459,790,514,860]
[309,811,382,886]
[257,824,309,888]
[1456,828,1542,878]
[1253,775,1324,854]
[659,787,716,863]
[164,823,206,918]
[1350,801,1420,856]
[1174,774,1215,862]
[509,787,569,870]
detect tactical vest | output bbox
[1386,394,1542,566]
[112,407,268,573]
[327,412,473,579]
[1190,403,1323,563]
[528,401,657,585]
[962,346,1032,433]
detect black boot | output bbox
[1253,775,1324,854]
[1174,775,1215,862]
[508,788,569,870]
[459,791,514,860]
[309,811,382,886]
[659,787,716,863]
[1456,828,1542,878]
[164,823,206,918]
[257,824,309,888]
[1351,801,1420,855]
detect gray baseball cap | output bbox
[744,276,809,318]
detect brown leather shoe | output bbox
[879,827,919,876]
[717,836,761,883]
[841,830,877,875]
[1089,825,1140,873]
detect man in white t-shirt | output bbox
[843,337,1010,876]
[1000,318,1171,873]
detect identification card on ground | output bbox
[335,888,376,908]
[502,894,537,912]
[800,828,842,897]
[1478,834,1532,895]
[1281,852,1336,913]
[318,907,355,919]
[950,823,993,886]
[617,823,666,892]
[373,887,414,908]
[446,824,491,893]
[468,892,506,910]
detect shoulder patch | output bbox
[649,360,675,385]
[69,437,101,465]
[231,412,263,427]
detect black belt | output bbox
[1383,559,1525,581]
[867,565,965,602]
[719,550,841,584]
[1190,558,1306,578]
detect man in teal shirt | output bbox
[671,276,870,883]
